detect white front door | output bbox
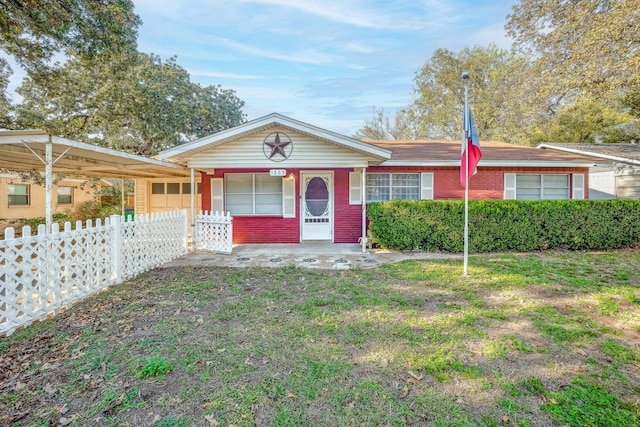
[301,172,333,241]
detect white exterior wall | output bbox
[589,165,640,200]
[589,171,617,199]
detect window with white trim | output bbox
[366,173,420,202]
[8,184,30,206]
[512,174,570,200]
[57,186,73,204]
[225,173,283,215]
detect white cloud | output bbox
[188,70,264,80]
[206,36,339,65]
[238,0,445,30]
[468,23,513,49]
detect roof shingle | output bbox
[365,140,606,163]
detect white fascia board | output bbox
[380,160,458,166]
[49,136,187,170]
[187,159,371,169]
[538,144,640,166]
[380,160,603,167]
[479,161,603,167]
[0,130,50,144]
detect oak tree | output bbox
[0,0,141,73]
[401,44,531,143]
[506,0,640,99]
[16,53,246,155]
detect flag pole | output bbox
[462,71,470,276]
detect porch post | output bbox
[361,167,367,253]
[121,177,125,217]
[190,167,195,252]
[45,136,53,233]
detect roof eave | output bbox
[379,160,605,167]
[538,143,640,166]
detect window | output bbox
[181,183,202,194]
[8,184,30,206]
[151,183,165,194]
[366,173,420,202]
[225,173,283,215]
[57,186,73,204]
[511,174,570,200]
[167,183,180,194]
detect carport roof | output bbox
[0,130,190,178]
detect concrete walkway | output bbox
[164,242,459,270]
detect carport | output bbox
[0,130,192,232]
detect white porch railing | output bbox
[0,209,188,336]
[195,211,233,254]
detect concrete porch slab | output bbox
[164,242,459,270]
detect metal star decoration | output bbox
[265,133,291,159]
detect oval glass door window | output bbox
[305,177,329,216]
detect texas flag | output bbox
[460,108,482,187]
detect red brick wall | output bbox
[334,169,363,243]
[199,166,590,244]
[367,166,590,199]
[201,168,301,244]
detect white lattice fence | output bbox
[120,211,189,279]
[1,209,188,336]
[195,211,233,253]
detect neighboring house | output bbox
[0,174,102,220]
[152,113,606,245]
[538,143,640,199]
[133,177,202,215]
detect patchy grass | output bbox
[2,251,640,426]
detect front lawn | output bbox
[1,251,640,426]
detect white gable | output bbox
[158,113,390,169]
[185,127,380,168]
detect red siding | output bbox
[199,166,590,244]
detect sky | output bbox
[133,0,517,136]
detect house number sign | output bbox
[269,169,287,177]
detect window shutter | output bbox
[504,174,516,200]
[283,177,296,218]
[349,171,362,204]
[572,174,585,200]
[210,178,224,213]
[420,173,434,200]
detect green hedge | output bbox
[367,199,640,253]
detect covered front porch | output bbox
[156,113,392,250]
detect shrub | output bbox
[14,213,70,229]
[67,200,120,222]
[367,199,640,253]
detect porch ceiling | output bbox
[0,130,190,178]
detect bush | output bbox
[17,213,70,229]
[67,200,120,222]
[367,199,640,253]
